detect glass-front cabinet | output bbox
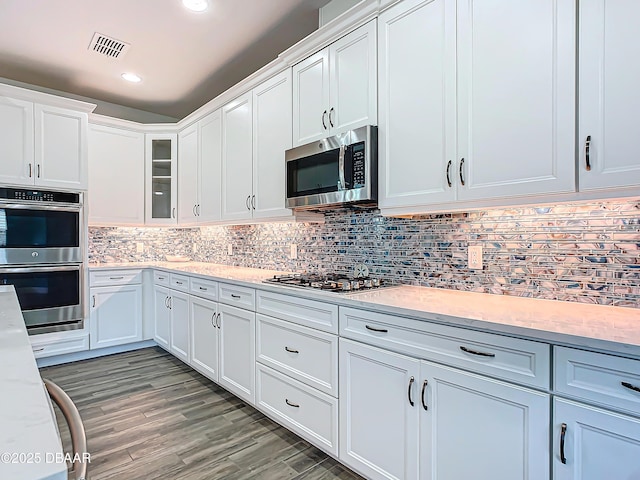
[145,133,177,225]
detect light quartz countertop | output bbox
[89,262,640,357]
[0,286,66,480]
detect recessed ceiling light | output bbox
[121,72,141,83]
[182,0,208,12]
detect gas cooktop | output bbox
[263,273,388,293]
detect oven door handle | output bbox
[338,144,346,191]
[0,201,81,212]
[0,264,81,274]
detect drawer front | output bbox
[31,335,89,359]
[256,363,338,456]
[189,277,218,301]
[340,307,550,389]
[90,269,142,287]
[169,273,190,293]
[257,290,338,334]
[555,346,640,416]
[219,283,255,310]
[257,314,338,397]
[153,270,170,286]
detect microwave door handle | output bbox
[338,145,346,191]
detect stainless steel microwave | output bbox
[285,125,377,210]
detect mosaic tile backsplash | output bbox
[89,200,640,308]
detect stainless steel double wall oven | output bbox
[0,187,84,334]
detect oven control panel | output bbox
[0,188,80,204]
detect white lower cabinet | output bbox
[339,338,420,480]
[169,291,190,363]
[153,285,171,350]
[553,398,640,480]
[189,296,220,381]
[218,303,256,404]
[89,284,143,349]
[339,338,550,480]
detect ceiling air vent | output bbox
[88,33,130,59]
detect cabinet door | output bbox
[252,70,294,220]
[219,303,256,404]
[178,123,199,224]
[329,20,377,135]
[221,92,253,221]
[89,285,142,349]
[0,97,33,186]
[198,109,222,223]
[153,285,171,350]
[88,124,144,225]
[339,338,420,480]
[146,134,178,225]
[169,290,190,364]
[579,0,640,191]
[554,398,640,480]
[292,49,330,146]
[420,361,549,480]
[378,0,457,209]
[456,0,575,201]
[189,296,219,382]
[34,104,87,190]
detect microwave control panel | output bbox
[351,142,366,188]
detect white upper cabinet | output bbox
[198,109,222,223]
[293,20,377,146]
[252,70,294,219]
[88,124,144,225]
[34,104,88,190]
[379,0,576,213]
[221,92,253,222]
[456,0,575,201]
[0,97,33,186]
[145,133,178,225]
[578,0,640,191]
[177,122,199,224]
[378,0,457,209]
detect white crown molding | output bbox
[0,82,96,113]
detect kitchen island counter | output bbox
[90,262,640,358]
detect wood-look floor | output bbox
[40,347,363,480]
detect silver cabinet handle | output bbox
[446,160,452,188]
[407,376,415,406]
[459,158,465,186]
[175,281,183,285]
[421,380,428,410]
[197,204,201,216]
[231,294,241,299]
[193,204,197,216]
[251,195,255,210]
[365,324,388,333]
[92,295,96,308]
[165,296,169,308]
[622,381,640,393]
[33,347,45,352]
[322,110,328,130]
[216,312,221,328]
[560,423,567,464]
[37,164,41,178]
[110,276,124,280]
[284,347,299,354]
[28,163,32,178]
[168,296,172,309]
[172,207,176,219]
[285,399,300,408]
[460,346,495,358]
[199,286,207,291]
[329,107,334,128]
[585,135,592,171]
[43,379,87,480]
[157,276,166,280]
[246,195,251,210]
[211,313,216,328]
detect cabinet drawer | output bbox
[340,307,550,389]
[257,290,338,334]
[555,346,640,416]
[257,314,338,397]
[219,283,255,310]
[189,277,218,301]
[153,270,170,286]
[31,335,89,359]
[90,269,142,287]
[256,363,338,456]
[169,273,190,293]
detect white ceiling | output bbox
[0,0,331,119]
